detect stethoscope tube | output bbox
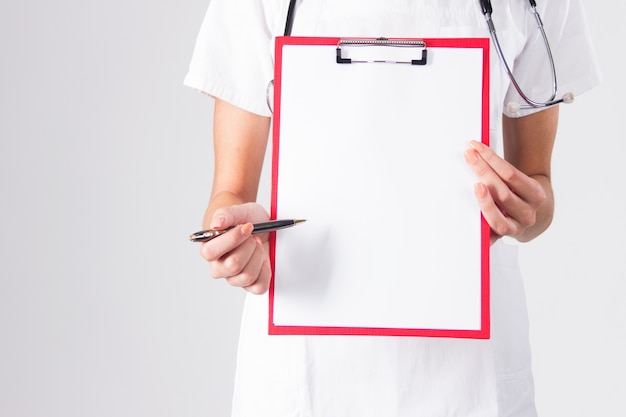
[480,0,573,112]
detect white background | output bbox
[0,1,624,416]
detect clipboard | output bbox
[269,36,491,339]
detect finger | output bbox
[225,238,267,289]
[205,234,258,281]
[468,141,546,204]
[474,182,523,239]
[464,147,528,220]
[200,223,255,263]
[243,247,272,294]
[210,203,269,230]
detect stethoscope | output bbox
[480,0,573,113]
[271,0,573,114]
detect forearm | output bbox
[202,99,271,229]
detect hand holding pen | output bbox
[193,203,305,294]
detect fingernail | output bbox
[464,149,479,165]
[469,140,483,151]
[474,183,488,198]
[240,223,254,236]
[210,215,225,229]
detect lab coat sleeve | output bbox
[183,0,289,117]
[503,0,602,118]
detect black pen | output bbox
[188,219,306,242]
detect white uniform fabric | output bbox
[184,1,601,416]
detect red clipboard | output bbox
[269,36,490,339]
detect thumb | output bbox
[210,203,269,229]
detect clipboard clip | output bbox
[336,38,428,65]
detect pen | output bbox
[188,219,306,242]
